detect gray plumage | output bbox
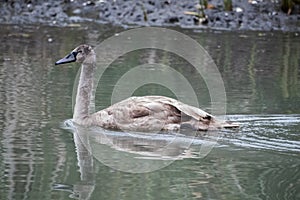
[55,44,238,132]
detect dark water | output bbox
[0,24,299,200]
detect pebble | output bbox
[73,9,81,15]
[235,7,243,13]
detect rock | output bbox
[0,0,299,31]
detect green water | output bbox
[0,24,299,200]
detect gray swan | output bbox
[55,44,238,132]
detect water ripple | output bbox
[222,114,300,153]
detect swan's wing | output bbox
[143,96,217,130]
[91,96,180,131]
[91,96,238,131]
[139,96,239,129]
[145,96,211,120]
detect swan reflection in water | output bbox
[61,119,224,199]
[70,119,222,172]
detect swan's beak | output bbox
[55,52,77,65]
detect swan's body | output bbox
[55,45,238,132]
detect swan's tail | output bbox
[219,121,240,129]
[180,118,239,131]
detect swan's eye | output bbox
[77,50,83,54]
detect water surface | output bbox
[0,24,299,200]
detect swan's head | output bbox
[55,44,95,65]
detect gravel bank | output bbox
[1,0,299,31]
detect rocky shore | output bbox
[1,0,299,31]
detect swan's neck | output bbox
[73,62,95,123]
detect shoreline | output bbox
[1,0,299,32]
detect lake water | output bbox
[0,24,299,200]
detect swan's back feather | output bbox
[87,96,236,132]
